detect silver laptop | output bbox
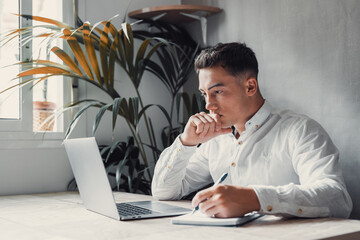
[63,137,191,221]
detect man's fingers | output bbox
[202,205,220,217]
[191,117,204,134]
[200,112,214,123]
[199,123,210,138]
[192,187,214,208]
[193,113,215,137]
[195,113,208,124]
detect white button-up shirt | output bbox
[152,101,353,218]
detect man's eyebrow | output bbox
[199,83,225,92]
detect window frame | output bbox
[0,0,78,146]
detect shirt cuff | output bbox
[251,185,281,215]
[164,135,197,172]
[250,184,330,217]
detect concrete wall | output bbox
[182,0,360,219]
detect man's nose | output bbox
[205,96,217,111]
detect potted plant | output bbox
[33,77,57,131]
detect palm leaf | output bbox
[147,118,158,157]
[129,97,139,127]
[115,146,136,191]
[63,28,93,80]
[51,47,83,76]
[16,13,71,29]
[176,92,191,122]
[92,103,112,135]
[83,22,102,85]
[121,23,134,77]
[101,20,118,44]
[64,101,103,139]
[138,104,171,127]
[99,21,111,89]
[111,97,124,137]
[108,32,120,92]
[17,66,70,77]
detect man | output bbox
[152,42,352,218]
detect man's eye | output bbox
[215,90,223,94]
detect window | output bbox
[0,0,71,137]
[32,0,64,132]
[0,1,20,119]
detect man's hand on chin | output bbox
[191,185,261,218]
[180,112,233,146]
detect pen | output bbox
[191,172,228,214]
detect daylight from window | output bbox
[0,1,19,119]
[32,0,64,132]
[0,0,64,132]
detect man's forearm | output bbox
[251,179,352,218]
[151,136,196,200]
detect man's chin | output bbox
[220,121,232,129]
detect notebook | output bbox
[63,137,191,221]
[171,211,262,227]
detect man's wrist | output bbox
[248,188,261,212]
[179,134,197,147]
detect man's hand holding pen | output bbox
[192,185,261,218]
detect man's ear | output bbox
[246,78,258,96]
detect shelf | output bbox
[128,5,221,24]
[128,5,222,45]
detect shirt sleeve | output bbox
[151,135,213,200]
[251,118,353,218]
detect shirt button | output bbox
[298,208,303,214]
[255,125,259,128]
[231,162,236,167]
[167,166,172,169]
[267,205,273,212]
[238,141,243,145]
[177,148,181,152]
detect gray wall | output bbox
[0,148,73,195]
[183,0,360,219]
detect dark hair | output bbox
[194,42,258,79]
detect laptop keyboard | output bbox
[116,203,153,216]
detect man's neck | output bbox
[234,97,265,137]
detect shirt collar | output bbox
[244,100,272,131]
[229,100,272,138]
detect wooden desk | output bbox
[0,192,359,240]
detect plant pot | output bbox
[33,101,56,132]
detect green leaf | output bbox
[129,97,139,127]
[64,101,103,139]
[92,103,112,135]
[108,32,120,92]
[176,92,191,122]
[115,145,136,191]
[121,23,134,77]
[99,21,111,89]
[111,97,124,138]
[138,104,171,127]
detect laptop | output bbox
[63,137,191,221]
